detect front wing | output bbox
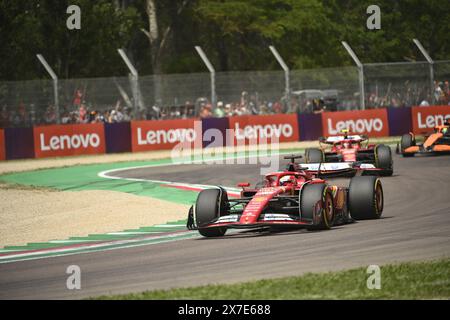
[187,211,312,230]
[402,144,450,155]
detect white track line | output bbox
[106,232,162,235]
[0,231,197,263]
[48,240,100,244]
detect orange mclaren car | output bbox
[398,121,450,157]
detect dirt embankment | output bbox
[0,184,189,247]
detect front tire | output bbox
[305,148,325,163]
[348,176,383,220]
[198,227,227,237]
[300,183,335,230]
[375,144,393,176]
[195,188,228,237]
[400,134,415,157]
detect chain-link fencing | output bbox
[1,61,449,128]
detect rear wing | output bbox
[300,162,381,178]
[319,135,368,145]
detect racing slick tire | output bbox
[348,176,383,220]
[300,183,335,230]
[374,144,393,176]
[305,148,325,163]
[195,188,228,237]
[400,134,415,157]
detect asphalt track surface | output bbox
[1,153,450,299]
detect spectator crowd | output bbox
[365,80,450,109]
[1,80,449,129]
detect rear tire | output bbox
[195,188,228,237]
[348,176,383,220]
[375,144,393,176]
[305,148,325,163]
[300,183,335,230]
[401,134,415,157]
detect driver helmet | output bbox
[442,127,448,135]
[341,129,349,139]
[280,175,296,186]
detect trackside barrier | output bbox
[0,129,5,161]
[410,105,450,135]
[2,105,449,161]
[387,107,412,136]
[131,118,203,152]
[33,123,106,159]
[105,122,131,154]
[202,117,229,148]
[227,114,299,145]
[4,127,35,160]
[298,113,322,141]
[321,108,390,137]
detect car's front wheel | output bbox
[375,144,393,176]
[305,148,325,163]
[195,188,228,237]
[300,183,335,230]
[400,134,415,157]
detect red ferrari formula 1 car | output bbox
[398,121,450,157]
[187,155,384,237]
[304,130,393,176]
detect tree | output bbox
[0,0,141,80]
[193,0,341,71]
[1,0,449,82]
[140,0,195,74]
[140,0,191,104]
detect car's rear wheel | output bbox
[300,183,335,230]
[375,144,393,176]
[401,134,415,157]
[195,188,228,237]
[305,148,325,163]
[348,176,383,220]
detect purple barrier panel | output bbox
[387,107,412,136]
[105,122,131,154]
[5,127,35,160]
[202,117,229,148]
[298,113,322,141]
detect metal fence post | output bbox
[118,49,140,119]
[195,46,216,108]
[413,39,435,104]
[269,46,291,112]
[36,54,60,124]
[341,42,365,110]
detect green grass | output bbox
[94,258,450,300]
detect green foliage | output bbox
[0,0,449,80]
[0,0,141,80]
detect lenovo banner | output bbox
[131,119,203,152]
[227,114,299,145]
[411,105,450,134]
[33,124,106,158]
[0,129,5,161]
[322,109,390,137]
